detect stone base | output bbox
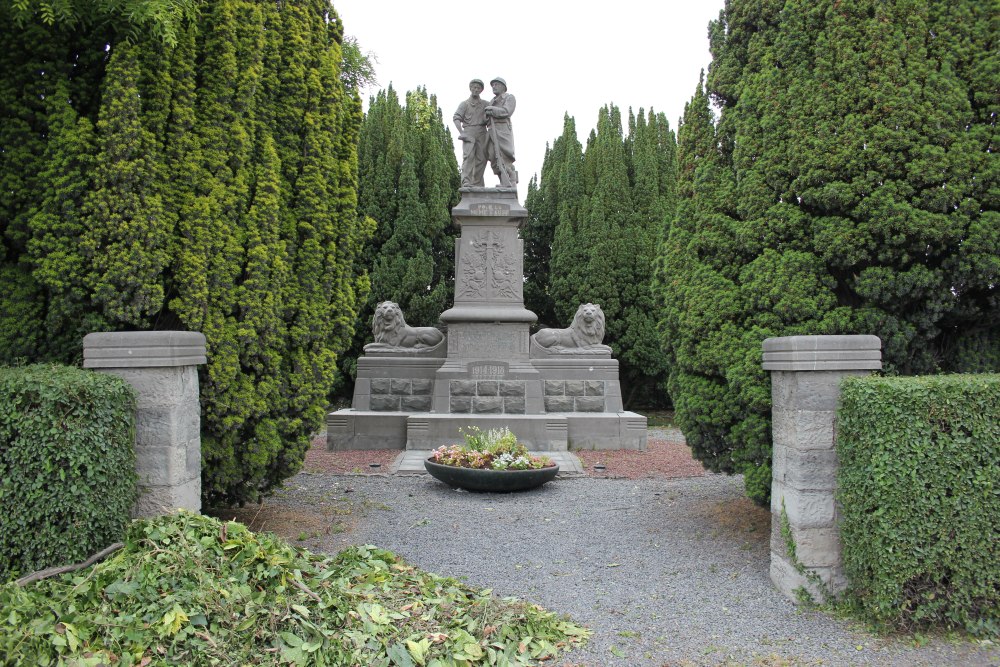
[770,553,847,604]
[563,412,647,451]
[352,356,445,412]
[405,413,568,451]
[532,357,625,412]
[327,410,408,450]
[133,478,201,518]
[326,409,647,452]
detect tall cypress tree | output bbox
[543,105,676,407]
[80,40,170,325]
[546,116,587,327]
[658,0,999,505]
[342,85,459,385]
[1,0,371,505]
[26,82,103,357]
[524,114,584,327]
[0,16,79,361]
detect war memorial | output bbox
[327,77,647,458]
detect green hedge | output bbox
[0,364,137,582]
[837,374,1000,636]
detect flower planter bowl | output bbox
[424,459,559,492]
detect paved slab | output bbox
[391,450,584,475]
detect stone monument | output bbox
[328,79,645,454]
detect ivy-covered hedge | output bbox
[0,364,137,582]
[837,374,1000,636]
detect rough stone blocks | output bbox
[450,397,472,413]
[401,395,432,412]
[133,478,201,518]
[500,381,525,396]
[473,396,503,413]
[544,396,573,412]
[451,380,477,396]
[575,397,605,412]
[772,483,836,529]
[504,396,525,414]
[411,379,433,395]
[370,395,400,411]
[476,381,499,396]
[771,408,836,451]
[543,380,564,396]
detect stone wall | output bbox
[370,378,433,412]
[449,379,526,414]
[543,380,605,412]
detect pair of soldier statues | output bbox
[453,77,517,188]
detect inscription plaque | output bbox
[448,324,527,358]
[469,361,508,379]
[470,203,510,216]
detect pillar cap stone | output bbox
[452,187,527,221]
[762,335,881,371]
[83,331,207,368]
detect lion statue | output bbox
[364,301,444,352]
[530,303,611,354]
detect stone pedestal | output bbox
[762,335,881,602]
[435,187,543,414]
[83,331,207,517]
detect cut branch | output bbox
[15,542,125,587]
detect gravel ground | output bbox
[265,468,999,666]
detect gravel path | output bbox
[269,470,999,667]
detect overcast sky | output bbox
[333,0,725,191]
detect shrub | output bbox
[0,364,137,582]
[837,374,1000,636]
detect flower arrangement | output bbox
[429,427,553,471]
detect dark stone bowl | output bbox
[424,459,559,492]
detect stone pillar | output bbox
[435,187,542,414]
[762,335,881,602]
[83,331,207,517]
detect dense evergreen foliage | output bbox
[341,85,459,382]
[658,0,999,504]
[528,107,676,407]
[0,0,370,504]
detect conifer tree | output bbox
[80,40,170,325]
[0,0,371,504]
[26,82,103,357]
[0,17,69,361]
[545,117,587,326]
[523,114,583,327]
[657,0,999,505]
[342,85,459,383]
[542,105,676,406]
